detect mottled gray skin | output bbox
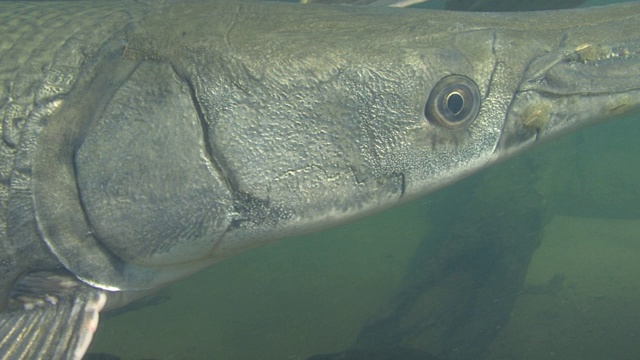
[0,0,639,310]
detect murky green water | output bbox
[89,1,640,359]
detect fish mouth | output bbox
[523,42,640,96]
[495,40,640,157]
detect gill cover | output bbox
[75,62,233,267]
[33,40,235,290]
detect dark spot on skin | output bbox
[230,191,293,229]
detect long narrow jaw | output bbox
[498,41,640,155]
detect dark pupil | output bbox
[446,92,464,116]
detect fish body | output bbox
[0,1,639,358]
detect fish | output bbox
[0,0,639,358]
[299,0,587,10]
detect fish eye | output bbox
[424,75,481,129]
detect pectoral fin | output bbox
[0,271,106,360]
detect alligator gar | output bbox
[0,0,639,358]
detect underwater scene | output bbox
[87,0,640,359]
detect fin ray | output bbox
[0,271,106,360]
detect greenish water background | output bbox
[90,1,640,359]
